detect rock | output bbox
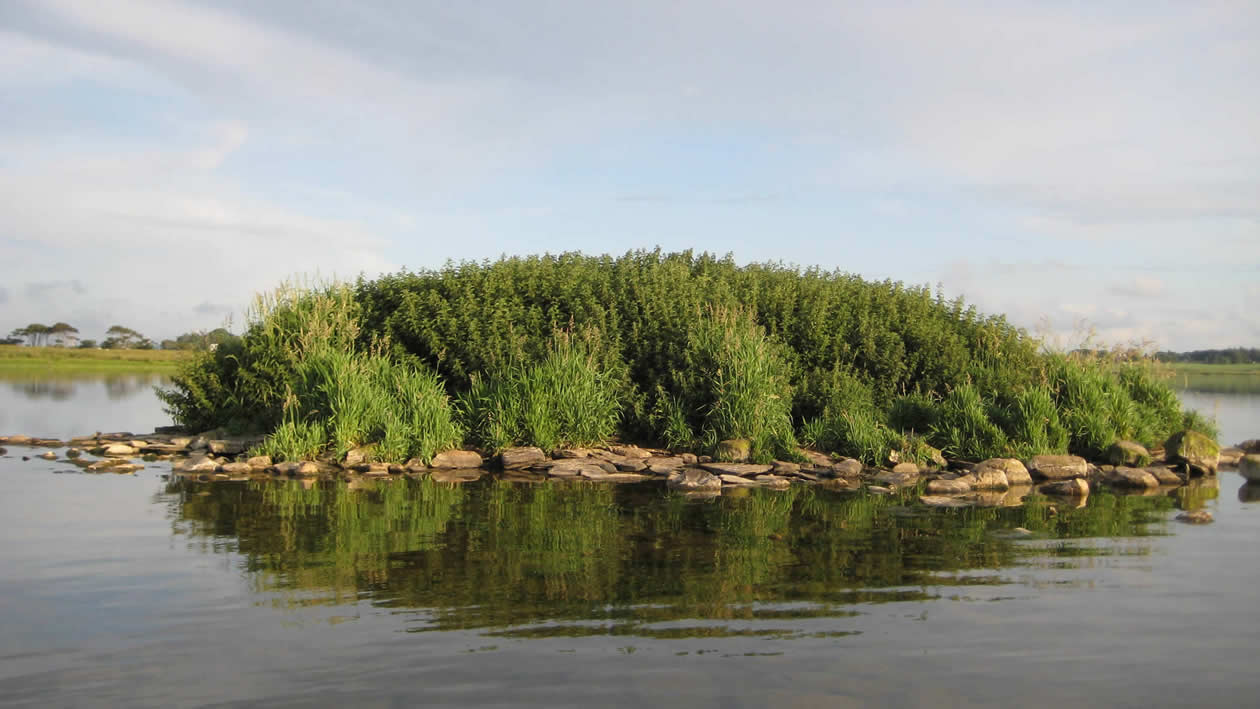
[552,448,590,459]
[189,436,210,451]
[295,461,322,477]
[1175,510,1214,524]
[785,469,820,482]
[270,461,301,476]
[1026,454,1088,480]
[1105,466,1160,489]
[39,451,57,460]
[873,468,918,487]
[246,455,273,469]
[207,439,248,455]
[715,438,752,463]
[958,465,1008,491]
[1106,441,1152,468]
[1239,483,1260,503]
[892,462,919,475]
[0,446,6,455]
[830,458,864,478]
[699,462,773,477]
[1039,478,1090,497]
[545,460,596,477]
[924,445,948,470]
[1145,466,1185,486]
[920,495,973,508]
[344,446,376,467]
[220,462,253,474]
[185,457,221,473]
[610,445,652,459]
[2,435,33,445]
[680,453,699,465]
[719,474,757,486]
[666,468,722,492]
[1238,439,1260,454]
[976,458,1031,486]
[1165,430,1220,476]
[580,469,649,483]
[926,478,972,495]
[103,444,136,457]
[867,485,893,495]
[500,446,547,470]
[753,474,792,490]
[798,449,833,470]
[430,450,484,469]
[1218,448,1243,466]
[1238,454,1260,483]
[65,448,80,458]
[645,456,685,474]
[613,458,648,473]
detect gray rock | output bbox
[500,446,547,469]
[613,458,648,473]
[873,468,918,487]
[1144,466,1185,485]
[1039,478,1090,497]
[667,468,722,492]
[430,450,484,469]
[753,474,792,490]
[1218,447,1243,466]
[1105,466,1160,489]
[220,461,253,474]
[184,457,221,473]
[1026,454,1088,480]
[715,438,752,463]
[1165,430,1220,476]
[1105,441,1152,467]
[699,462,773,477]
[830,458,864,478]
[609,445,652,459]
[976,458,1032,486]
[552,448,590,459]
[926,478,972,495]
[246,455,273,469]
[103,443,136,457]
[959,465,1009,491]
[645,456,685,474]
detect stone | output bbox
[1238,439,1260,454]
[610,445,652,459]
[645,456,685,474]
[2,435,33,445]
[680,453,699,465]
[1238,454,1260,483]
[613,458,648,473]
[65,448,80,458]
[1039,478,1090,497]
[798,449,833,470]
[830,458,863,478]
[975,458,1031,486]
[1165,430,1220,476]
[873,468,918,487]
[1105,466,1160,489]
[753,474,792,490]
[892,462,919,475]
[699,462,773,477]
[926,478,972,495]
[544,460,594,477]
[719,474,757,486]
[270,461,301,476]
[1176,510,1214,524]
[867,485,893,494]
[430,450,484,469]
[184,457,221,473]
[246,455,273,468]
[715,438,751,463]
[959,466,1008,491]
[39,451,57,460]
[920,495,973,508]
[220,462,253,475]
[1106,441,1152,468]
[189,436,210,451]
[552,448,590,459]
[1026,455,1088,480]
[295,461,322,477]
[344,446,375,467]
[207,439,247,455]
[666,468,722,492]
[103,444,136,457]
[500,446,547,469]
[1145,466,1185,485]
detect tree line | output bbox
[1155,348,1260,364]
[3,323,240,351]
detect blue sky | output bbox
[1,0,1256,349]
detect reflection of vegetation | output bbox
[3,373,167,401]
[167,477,1179,637]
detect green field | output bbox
[1167,362,1260,394]
[0,345,188,373]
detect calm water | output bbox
[2,375,1259,708]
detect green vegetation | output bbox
[1167,362,1260,395]
[0,344,186,373]
[1157,348,1260,365]
[160,250,1211,463]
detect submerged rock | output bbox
[699,462,773,477]
[1026,455,1088,480]
[667,468,722,492]
[873,468,918,487]
[1165,430,1220,476]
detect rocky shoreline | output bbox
[4,430,1259,513]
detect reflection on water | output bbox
[164,477,1184,638]
[5,373,166,402]
[0,372,172,440]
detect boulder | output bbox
[645,456,685,474]
[1218,447,1243,466]
[830,458,864,478]
[667,468,722,492]
[1165,430,1220,476]
[610,445,653,459]
[344,446,376,467]
[771,461,800,475]
[246,455,273,469]
[1039,478,1090,497]
[1105,466,1160,489]
[959,465,1009,491]
[680,453,699,465]
[552,448,590,459]
[719,474,756,486]
[103,443,136,457]
[613,458,648,473]
[500,446,547,470]
[183,457,221,473]
[1238,439,1260,454]
[892,462,919,475]
[715,438,752,463]
[975,458,1031,486]
[1238,454,1260,483]
[1105,441,1152,468]
[798,449,834,470]
[699,462,773,477]
[1144,466,1185,486]
[295,461,322,477]
[220,462,254,475]
[208,439,248,456]
[1026,455,1088,480]
[926,478,972,495]
[430,450,484,469]
[873,468,918,487]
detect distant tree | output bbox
[77,339,98,349]
[14,323,50,346]
[163,327,239,351]
[0,337,23,345]
[101,325,153,350]
[48,322,79,347]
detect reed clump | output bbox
[161,250,1213,463]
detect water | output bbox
[2,375,1259,708]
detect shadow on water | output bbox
[162,477,1182,639]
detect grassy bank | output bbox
[0,345,188,373]
[1168,362,1260,394]
[159,250,1215,464]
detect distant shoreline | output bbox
[0,345,187,373]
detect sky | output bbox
[1,0,1256,350]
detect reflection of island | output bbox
[1239,482,1260,503]
[165,478,1171,637]
[5,374,166,402]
